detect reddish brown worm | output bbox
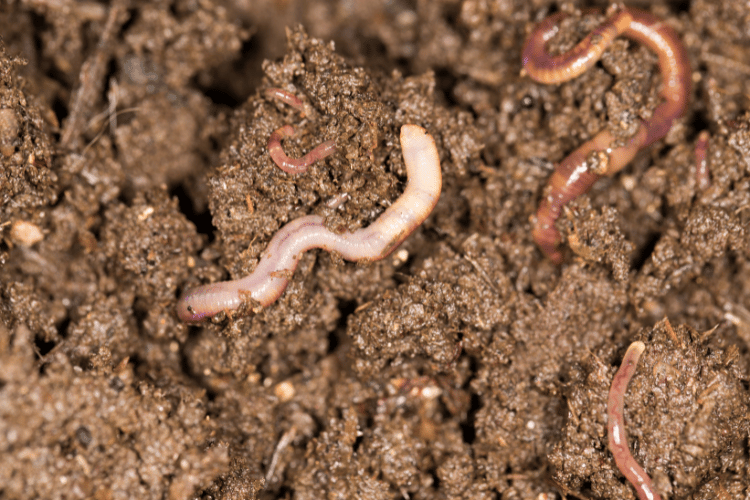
[694,130,710,191]
[177,125,442,323]
[608,341,661,500]
[522,7,691,263]
[267,124,337,174]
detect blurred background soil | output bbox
[1,0,749,498]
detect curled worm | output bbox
[264,88,336,173]
[608,341,661,500]
[267,124,336,174]
[522,6,691,263]
[177,124,442,323]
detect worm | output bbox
[264,88,305,113]
[267,124,337,174]
[177,124,442,323]
[694,130,710,191]
[522,7,691,263]
[264,88,336,173]
[608,341,661,500]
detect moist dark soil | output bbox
[1,1,749,499]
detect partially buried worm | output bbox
[522,6,691,263]
[177,124,442,323]
[608,341,661,500]
[264,87,305,113]
[267,124,336,174]
[264,88,336,173]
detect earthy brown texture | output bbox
[1,1,749,499]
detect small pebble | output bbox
[10,220,44,247]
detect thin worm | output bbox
[264,88,305,113]
[608,341,661,500]
[694,130,710,191]
[177,124,442,323]
[267,124,337,174]
[522,7,691,263]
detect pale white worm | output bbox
[177,124,441,323]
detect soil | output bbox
[0,0,749,499]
